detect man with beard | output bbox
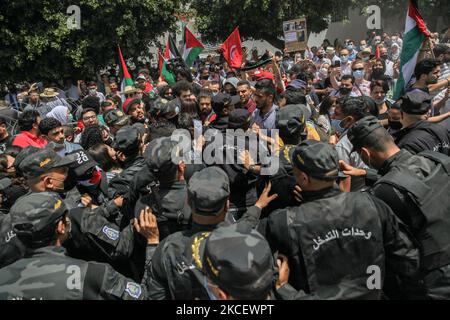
[409,59,441,95]
[198,89,216,125]
[12,110,47,148]
[0,117,14,153]
[125,99,147,125]
[252,79,278,133]
[236,80,256,113]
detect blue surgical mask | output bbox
[68,114,74,122]
[362,56,370,62]
[347,45,354,51]
[331,119,346,134]
[353,70,365,79]
[374,97,387,105]
[340,56,349,63]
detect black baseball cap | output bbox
[193,224,274,300]
[212,93,240,114]
[19,149,74,179]
[399,90,432,115]
[290,140,345,180]
[347,116,383,151]
[113,125,141,155]
[228,109,253,129]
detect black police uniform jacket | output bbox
[370,149,450,299]
[265,187,420,300]
[394,120,450,156]
[0,246,148,300]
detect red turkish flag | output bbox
[220,27,243,69]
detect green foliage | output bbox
[191,0,357,49]
[0,0,184,82]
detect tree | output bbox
[0,0,184,83]
[191,0,356,49]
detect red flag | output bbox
[158,49,164,78]
[220,27,243,69]
[375,45,381,59]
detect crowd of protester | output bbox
[0,30,449,300]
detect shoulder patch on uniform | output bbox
[102,225,119,241]
[125,282,142,299]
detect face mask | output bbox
[362,56,370,62]
[63,174,78,191]
[89,88,97,95]
[339,86,352,96]
[372,68,384,77]
[388,120,403,130]
[136,93,143,99]
[374,97,386,105]
[68,114,74,122]
[347,45,354,51]
[331,119,347,134]
[353,70,365,79]
[340,56,349,63]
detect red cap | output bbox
[122,97,133,114]
[253,69,275,81]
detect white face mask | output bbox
[89,88,97,95]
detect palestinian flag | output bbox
[118,45,134,87]
[182,26,204,68]
[393,0,431,100]
[159,35,181,85]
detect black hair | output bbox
[81,96,100,114]
[147,120,177,143]
[4,146,22,158]
[180,100,199,115]
[433,44,450,57]
[80,124,104,150]
[255,79,276,97]
[198,89,213,100]
[296,71,314,82]
[414,59,441,79]
[284,88,306,105]
[88,143,120,172]
[175,69,193,82]
[370,79,390,94]
[319,96,336,116]
[158,85,172,98]
[38,117,62,135]
[81,108,98,117]
[337,96,372,120]
[18,110,40,132]
[0,116,7,126]
[340,74,355,84]
[173,80,193,97]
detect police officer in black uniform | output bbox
[108,125,146,199]
[347,116,450,299]
[264,140,419,299]
[394,91,450,155]
[144,166,277,299]
[0,192,159,300]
